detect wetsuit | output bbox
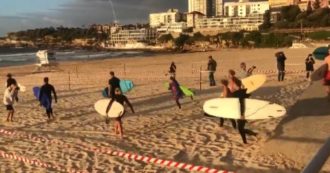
[7,78,17,88]
[39,83,57,118]
[108,77,120,98]
[107,94,133,120]
[229,76,249,144]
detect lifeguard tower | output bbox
[34,50,60,72]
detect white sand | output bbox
[0,48,326,172]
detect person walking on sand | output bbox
[3,83,17,122]
[106,87,135,138]
[207,56,217,86]
[39,77,57,121]
[238,62,256,79]
[323,46,330,101]
[219,79,237,129]
[6,73,19,102]
[305,54,315,80]
[169,62,177,77]
[108,71,121,98]
[169,77,183,109]
[228,69,251,144]
[275,51,287,82]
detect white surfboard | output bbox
[241,74,266,94]
[203,98,286,120]
[94,99,124,118]
[18,84,26,92]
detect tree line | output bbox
[7,27,107,42]
[260,1,330,30]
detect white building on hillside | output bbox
[224,0,269,17]
[156,22,188,33]
[149,9,185,28]
[109,27,157,46]
[194,14,264,33]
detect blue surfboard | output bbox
[120,80,134,93]
[101,80,134,98]
[33,86,51,109]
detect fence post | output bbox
[68,72,71,90]
[200,66,202,91]
[75,65,78,78]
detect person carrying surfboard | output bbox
[238,62,256,79]
[275,51,286,82]
[169,77,183,109]
[3,83,17,122]
[207,56,217,86]
[219,79,237,129]
[106,87,134,138]
[305,54,315,80]
[324,47,330,100]
[228,69,250,144]
[108,71,121,98]
[39,77,57,121]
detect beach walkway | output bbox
[264,81,330,172]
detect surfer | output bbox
[238,62,256,79]
[207,56,217,86]
[6,73,19,102]
[228,69,250,144]
[39,77,57,121]
[169,77,183,109]
[275,51,287,82]
[219,79,237,129]
[324,47,330,100]
[108,71,121,98]
[305,54,315,80]
[3,83,17,122]
[106,87,135,138]
[169,62,177,77]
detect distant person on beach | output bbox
[305,54,315,80]
[238,62,256,79]
[169,77,183,109]
[108,71,121,98]
[169,62,177,77]
[207,56,217,86]
[219,79,237,129]
[39,77,57,121]
[275,51,287,82]
[228,69,249,144]
[6,73,19,102]
[106,87,135,138]
[324,46,330,100]
[3,83,17,122]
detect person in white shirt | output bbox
[3,83,17,122]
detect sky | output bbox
[0,0,187,36]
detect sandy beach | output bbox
[0,48,329,173]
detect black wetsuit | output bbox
[108,77,120,97]
[7,78,17,88]
[39,83,57,117]
[107,94,133,121]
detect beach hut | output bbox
[34,50,60,72]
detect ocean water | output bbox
[0,50,145,67]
